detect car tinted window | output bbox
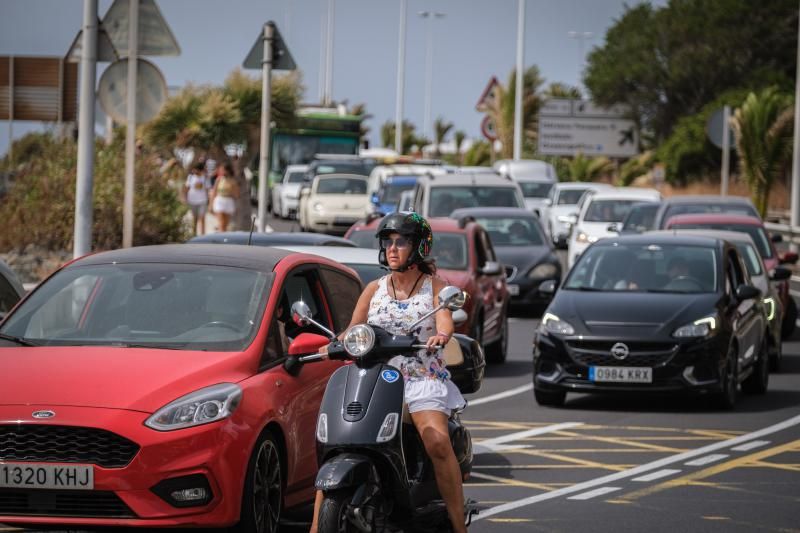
[566,244,718,293]
[316,177,367,194]
[348,230,379,249]
[662,203,759,227]
[473,216,544,246]
[286,172,306,183]
[736,243,763,277]
[429,186,522,217]
[380,181,416,203]
[557,188,588,205]
[519,182,553,198]
[312,161,371,176]
[320,268,362,332]
[622,204,659,231]
[668,223,772,258]
[0,275,20,316]
[583,199,641,223]
[433,233,469,270]
[1,264,271,351]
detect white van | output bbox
[493,159,558,216]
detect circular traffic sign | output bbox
[481,115,497,141]
[706,107,737,151]
[98,58,168,124]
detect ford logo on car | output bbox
[32,410,56,419]
[610,343,629,360]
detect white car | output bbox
[493,159,558,216]
[567,187,661,269]
[298,173,370,234]
[540,182,612,248]
[272,164,309,219]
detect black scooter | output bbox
[285,286,479,532]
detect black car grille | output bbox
[0,425,140,469]
[566,340,678,367]
[0,489,135,518]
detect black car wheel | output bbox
[237,430,283,533]
[715,345,738,410]
[534,387,566,407]
[742,337,769,395]
[486,313,508,364]
[781,298,797,340]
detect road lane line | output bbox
[632,468,682,482]
[469,383,533,406]
[553,429,685,453]
[469,471,558,492]
[568,486,622,500]
[685,454,729,466]
[474,422,582,453]
[731,440,770,452]
[474,413,800,520]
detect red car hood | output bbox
[0,346,254,413]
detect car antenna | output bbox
[247,215,257,245]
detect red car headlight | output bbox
[145,383,242,431]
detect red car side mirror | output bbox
[288,332,330,356]
[780,251,799,265]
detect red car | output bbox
[345,216,510,363]
[0,244,358,531]
[665,213,799,338]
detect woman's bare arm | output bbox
[432,276,455,339]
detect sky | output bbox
[0,0,665,157]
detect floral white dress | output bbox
[368,275,466,415]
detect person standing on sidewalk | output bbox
[183,162,211,236]
[210,162,240,232]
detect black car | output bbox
[451,207,561,308]
[533,233,769,409]
[187,231,357,247]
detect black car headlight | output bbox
[672,315,717,338]
[540,312,575,335]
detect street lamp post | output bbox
[513,0,526,161]
[567,30,594,89]
[323,0,335,106]
[394,0,407,154]
[418,10,445,141]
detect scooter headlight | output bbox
[343,324,376,357]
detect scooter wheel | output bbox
[318,489,357,533]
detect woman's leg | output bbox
[197,208,205,235]
[219,212,229,232]
[309,489,323,533]
[411,410,467,533]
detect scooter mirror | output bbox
[439,286,466,311]
[291,301,312,327]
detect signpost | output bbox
[706,106,735,196]
[243,21,296,233]
[538,99,638,157]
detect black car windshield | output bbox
[565,243,719,293]
[669,223,773,259]
[519,182,553,198]
[584,199,642,223]
[661,203,759,227]
[430,187,521,217]
[316,177,367,194]
[472,216,544,246]
[380,181,415,203]
[347,230,469,270]
[348,263,386,284]
[0,264,272,351]
[557,189,588,205]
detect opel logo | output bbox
[32,410,55,419]
[610,343,629,360]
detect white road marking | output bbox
[474,422,583,454]
[685,454,729,466]
[469,383,533,406]
[731,440,770,452]
[568,486,622,500]
[474,413,800,520]
[632,468,682,482]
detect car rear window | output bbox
[519,182,553,198]
[557,188,588,205]
[661,203,759,227]
[472,216,544,246]
[430,186,522,217]
[286,171,306,183]
[583,199,643,223]
[317,177,367,194]
[668,223,772,259]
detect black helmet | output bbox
[376,212,433,271]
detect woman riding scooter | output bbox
[310,212,468,533]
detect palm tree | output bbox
[568,153,615,182]
[453,130,467,165]
[433,117,453,158]
[731,87,794,217]
[380,120,423,155]
[348,102,372,147]
[543,82,582,99]
[484,66,545,159]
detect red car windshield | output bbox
[0,264,273,351]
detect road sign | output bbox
[481,116,497,141]
[98,58,167,123]
[102,0,180,56]
[706,107,737,150]
[66,21,119,63]
[539,99,637,157]
[243,23,296,71]
[539,98,572,116]
[475,77,500,112]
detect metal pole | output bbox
[394,0,407,154]
[791,0,800,228]
[720,105,731,197]
[122,0,139,248]
[8,56,13,163]
[318,12,325,103]
[257,22,274,233]
[324,0,335,106]
[513,0,525,160]
[74,0,98,258]
[423,14,433,140]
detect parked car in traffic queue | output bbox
[450,207,561,310]
[534,233,769,409]
[346,215,510,363]
[298,173,370,234]
[271,164,309,219]
[0,244,359,531]
[187,231,357,247]
[540,182,612,248]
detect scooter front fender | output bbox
[315,453,374,491]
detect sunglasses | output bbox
[381,237,412,249]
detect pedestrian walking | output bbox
[210,162,240,232]
[183,162,211,236]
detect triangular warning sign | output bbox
[102,0,181,57]
[65,20,120,63]
[243,21,296,71]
